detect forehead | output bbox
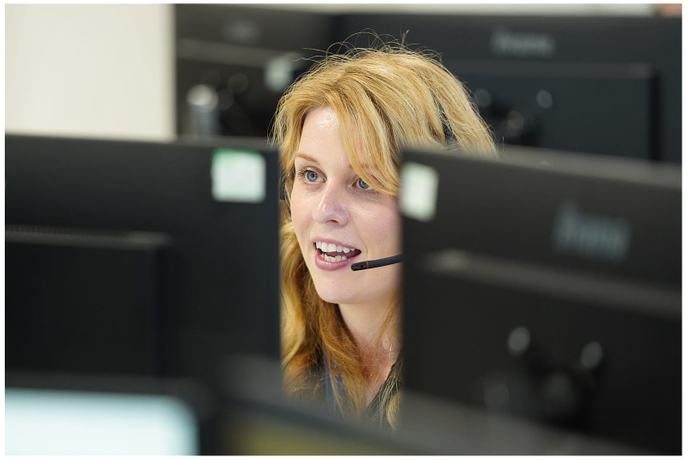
[297,107,369,168]
[307,105,339,130]
[298,106,343,149]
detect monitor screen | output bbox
[338,14,681,163]
[5,134,281,383]
[399,145,681,454]
[5,372,210,455]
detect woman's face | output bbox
[290,106,401,308]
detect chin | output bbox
[313,285,357,305]
[310,276,361,305]
[313,280,394,308]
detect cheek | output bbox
[289,190,311,247]
[370,207,402,251]
[389,214,403,250]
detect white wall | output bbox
[5,4,174,141]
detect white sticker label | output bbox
[211,149,266,203]
[400,162,439,222]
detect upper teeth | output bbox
[315,241,355,253]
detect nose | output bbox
[313,183,348,225]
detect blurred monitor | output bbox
[5,371,214,455]
[175,4,334,138]
[5,134,281,384]
[217,355,412,455]
[400,145,681,454]
[6,229,173,376]
[216,355,640,455]
[394,386,644,455]
[175,8,681,162]
[339,14,681,163]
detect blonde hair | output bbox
[271,35,496,427]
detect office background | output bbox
[5,3,682,455]
[6,3,660,142]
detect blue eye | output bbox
[304,170,320,182]
[357,178,373,190]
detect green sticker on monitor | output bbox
[211,149,266,203]
[400,162,439,222]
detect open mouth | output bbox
[314,241,362,263]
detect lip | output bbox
[312,237,362,271]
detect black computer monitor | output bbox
[6,134,281,384]
[338,14,681,163]
[399,145,681,454]
[175,4,334,138]
[217,354,637,455]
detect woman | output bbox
[271,38,496,428]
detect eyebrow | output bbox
[295,152,373,172]
[295,153,320,165]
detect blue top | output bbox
[322,354,401,424]
[323,354,345,417]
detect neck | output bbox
[337,299,400,367]
[338,299,399,405]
